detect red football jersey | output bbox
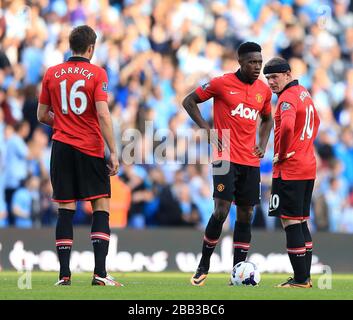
[195,71,272,167]
[273,81,320,180]
[39,56,108,158]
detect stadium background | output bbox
[0,0,353,244]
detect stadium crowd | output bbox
[0,0,353,232]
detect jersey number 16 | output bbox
[60,79,87,115]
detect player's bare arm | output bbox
[37,103,54,127]
[253,113,273,158]
[182,91,210,131]
[182,91,223,150]
[96,101,119,176]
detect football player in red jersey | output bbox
[264,57,320,288]
[37,25,122,287]
[182,42,273,286]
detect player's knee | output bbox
[237,206,253,223]
[281,219,301,229]
[59,202,76,211]
[91,197,110,212]
[237,214,252,224]
[213,204,230,221]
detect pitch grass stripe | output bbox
[0,272,353,300]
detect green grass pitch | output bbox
[0,272,352,300]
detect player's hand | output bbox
[253,145,265,158]
[107,152,119,176]
[273,151,295,165]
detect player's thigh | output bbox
[233,165,260,207]
[50,140,76,201]
[268,178,281,217]
[73,149,111,200]
[236,205,254,223]
[302,179,315,220]
[212,160,235,202]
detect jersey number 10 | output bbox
[300,105,314,141]
[60,79,87,115]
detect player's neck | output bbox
[235,69,255,85]
[71,52,91,61]
[277,79,298,96]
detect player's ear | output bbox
[237,54,243,65]
[88,44,95,54]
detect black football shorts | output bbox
[212,161,260,206]
[268,177,315,220]
[50,140,111,202]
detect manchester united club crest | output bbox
[217,183,225,192]
[255,93,263,103]
[201,83,210,90]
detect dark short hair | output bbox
[263,57,291,74]
[69,25,97,54]
[237,42,262,57]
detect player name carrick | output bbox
[54,67,94,79]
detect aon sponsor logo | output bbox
[231,103,259,120]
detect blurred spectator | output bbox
[333,127,353,189]
[120,164,153,228]
[22,85,40,139]
[21,36,44,85]
[0,108,7,227]
[4,120,30,225]
[11,175,40,228]
[324,176,347,232]
[109,175,132,228]
[155,180,200,227]
[0,88,16,126]
[39,177,57,226]
[0,48,11,78]
[192,181,213,228]
[207,16,241,52]
[340,194,353,232]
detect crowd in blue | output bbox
[0,0,353,232]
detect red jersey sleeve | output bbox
[39,69,51,106]
[195,76,222,102]
[278,99,297,161]
[94,68,108,102]
[261,87,272,116]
